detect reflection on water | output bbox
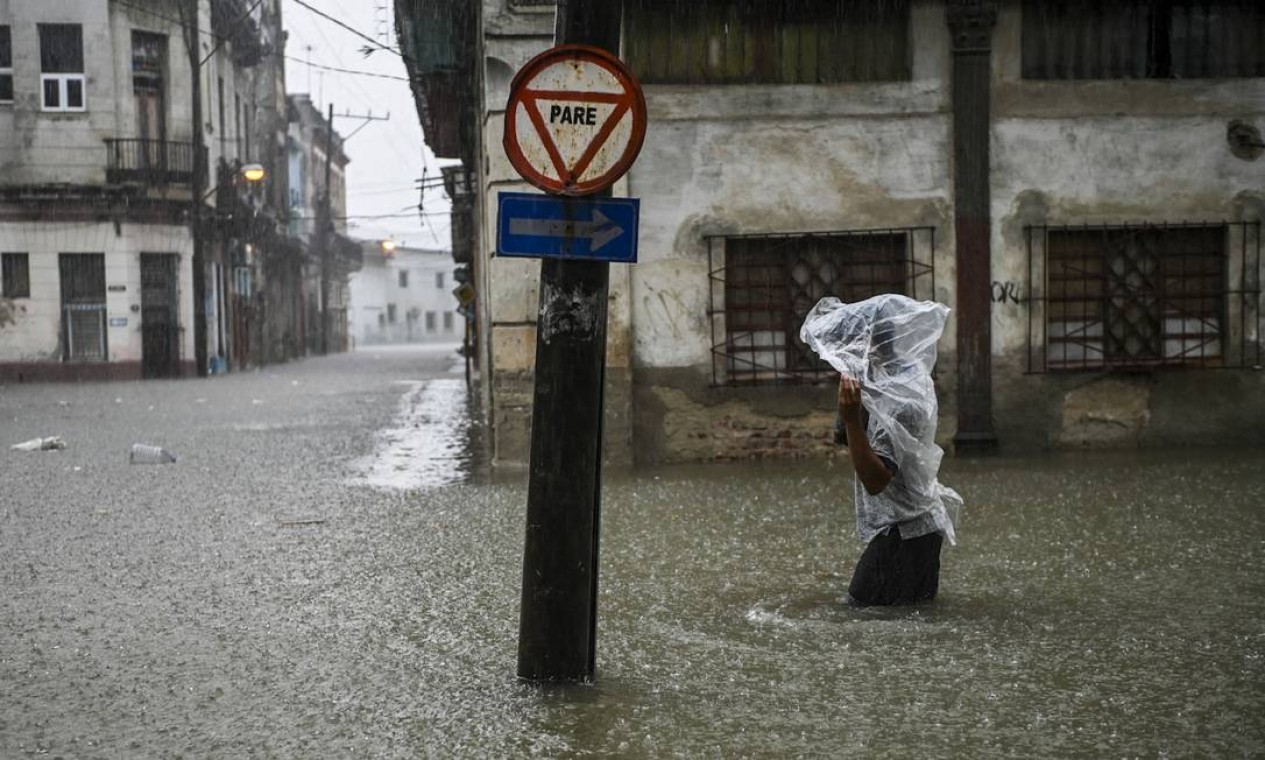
[347,378,479,489]
[395,447,1265,757]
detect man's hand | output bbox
[838,374,863,424]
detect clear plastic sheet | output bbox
[800,294,962,544]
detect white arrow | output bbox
[508,210,624,251]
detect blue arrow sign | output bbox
[497,192,639,263]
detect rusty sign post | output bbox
[503,5,645,684]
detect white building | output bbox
[348,241,460,346]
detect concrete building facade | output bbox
[0,0,300,380]
[347,241,460,346]
[397,0,1265,465]
[285,92,359,355]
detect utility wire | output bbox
[112,0,223,42]
[200,0,265,67]
[293,211,450,220]
[281,54,410,81]
[290,0,409,62]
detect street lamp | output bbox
[380,238,398,256]
[200,162,267,202]
[240,163,266,183]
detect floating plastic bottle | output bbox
[129,443,177,465]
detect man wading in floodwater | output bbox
[800,294,962,607]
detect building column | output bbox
[948,0,999,453]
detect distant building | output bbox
[348,241,459,346]
[286,93,360,355]
[397,0,1265,465]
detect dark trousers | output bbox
[847,528,943,606]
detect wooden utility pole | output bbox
[314,105,385,355]
[181,0,208,377]
[319,102,334,354]
[516,0,623,683]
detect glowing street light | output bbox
[239,163,267,183]
[380,238,398,256]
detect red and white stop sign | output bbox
[503,45,647,196]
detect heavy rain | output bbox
[3,0,1264,758]
[4,348,1264,756]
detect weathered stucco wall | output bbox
[988,2,1265,450]
[0,1,219,187]
[0,222,195,367]
[472,0,1265,466]
[1,0,116,186]
[623,1,959,463]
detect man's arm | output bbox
[838,374,894,495]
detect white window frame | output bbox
[41,73,86,113]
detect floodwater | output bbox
[3,351,1262,757]
[475,450,1265,758]
[358,367,1265,758]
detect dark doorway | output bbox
[141,252,180,378]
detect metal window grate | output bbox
[1025,221,1262,372]
[708,227,936,386]
[59,253,107,362]
[63,304,107,361]
[625,0,911,85]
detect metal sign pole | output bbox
[516,0,623,683]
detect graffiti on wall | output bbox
[991,281,1022,305]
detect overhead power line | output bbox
[282,54,410,82]
[200,0,265,66]
[293,211,450,220]
[290,0,409,62]
[113,0,221,41]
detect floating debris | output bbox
[11,436,67,452]
[277,515,327,527]
[129,443,177,465]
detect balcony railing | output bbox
[105,138,203,187]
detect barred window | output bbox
[131,31,166,74]
[625,0,910,85]
[708,228,936,386]
[1022,0,1265,79]
[1027,223,1263,371]
[3,253,30,298]
[59,253,107,361]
